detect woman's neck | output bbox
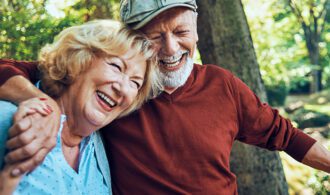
[61,143,80,172]
[55,96,83,147]
[55,96,82,171]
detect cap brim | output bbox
[131,4,196,30]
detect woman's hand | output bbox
[11,97,54,120]
[4,97,61,176]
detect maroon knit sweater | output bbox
[0,59,316,194]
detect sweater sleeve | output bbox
[0,59,40,86]
[232,75,316,162]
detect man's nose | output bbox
[162,34,179,56]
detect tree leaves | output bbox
[0,0,119,60]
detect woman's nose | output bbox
[111,74,130,99]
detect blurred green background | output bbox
[0,0,329,194]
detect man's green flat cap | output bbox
[120,0,197,30]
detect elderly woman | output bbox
[0,20,158,194]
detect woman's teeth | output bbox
[97,91,116,107]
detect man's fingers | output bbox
[8,117,32,138]
[10,148,49,177]
[13,106,31,123]
[5,139,40,163]
[4,97,60,172]
[6,125,36,149]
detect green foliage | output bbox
[289,77,311,93]
[308,170,330,194]
[265,80,288,106]
[243,0,330,94]
[288,64,312,93]
[0,0,84,60]
[0,0,119,61]
[71,0,120,20]
[290,108,330,128]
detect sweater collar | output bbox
[159,64,198,102]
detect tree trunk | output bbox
[309,36,322,93]
[311,69,322,93]
[196,0,289,194]
[288,0,328,93]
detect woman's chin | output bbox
[84,110,109,128]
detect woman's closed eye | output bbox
[130,80,141,90]
[107,63,122,72]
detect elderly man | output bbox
[0,0,330,194]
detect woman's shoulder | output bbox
[0,101,17,168]
[0,100,17,132]
[0,100,17,114]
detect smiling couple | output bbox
[1,0,330,195]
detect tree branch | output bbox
[319,0,329,33]
[288,0,307,26]
[310,5,318,37]
[317,0,329,19]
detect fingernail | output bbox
[43,108,51,114]
[11,169,21,177]
[46,105,53,112]
[39,98,47,101]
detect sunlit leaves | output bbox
[0,1,82,60]
[243,0,329,90]
[0,0,119,60]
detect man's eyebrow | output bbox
[176,24,190,28]
[145,30,161,34]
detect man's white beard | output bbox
[159,57,194,88]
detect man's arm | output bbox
[0,59,39,87]
[0,60,61,176]
[302,142,330,173]
[0,164,22,195]
[231,74,329,173]
[0,76,46,103]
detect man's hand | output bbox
[4,97,61,176]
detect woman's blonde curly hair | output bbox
[38,19,161,117]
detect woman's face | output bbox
[64,51,147,136]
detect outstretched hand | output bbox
[4,97,61,176]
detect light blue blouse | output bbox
[0,101,112,195]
